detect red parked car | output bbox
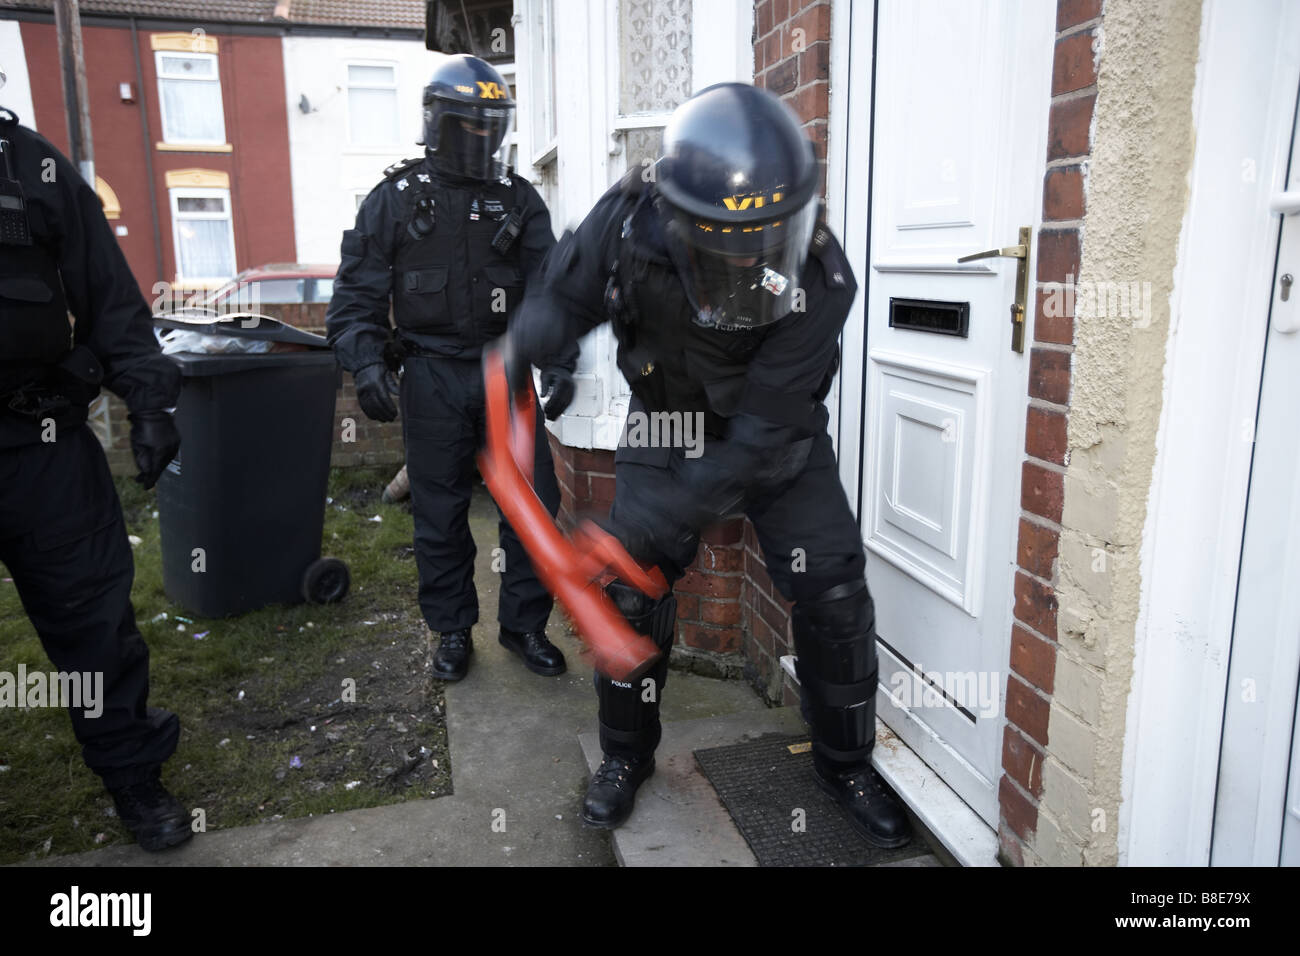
[203,263,339,311]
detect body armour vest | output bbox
[389,160,527,348]
[0,130,73,370]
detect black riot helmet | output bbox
[655,83,820,331]
[421,54,514,180]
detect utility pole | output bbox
[53,0,94,185]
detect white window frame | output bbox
[155,50,226,146]
[526,1,558,185]
[169,186,237,286]
[344,59,402,149]
[495,62,520,171]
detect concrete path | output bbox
[30,487,777,867]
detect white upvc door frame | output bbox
[1120,0,1300,866]
[826,0,872,510]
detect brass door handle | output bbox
[956,243,1027,263]
[957,226,1032,353]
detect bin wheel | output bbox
[302,557,350,604]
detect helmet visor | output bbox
[424,99,513,179]
[662,200,819,330]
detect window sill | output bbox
[156,142,233,153]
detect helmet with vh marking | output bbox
[655,82,820,331]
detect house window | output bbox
[347,63,400,146]
[170,187,236,284]
[526,0,559,215]
[156,52,226,145]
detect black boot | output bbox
[814,757,912,849]
[581,752,655,829]
[433,628,473,681]
[108,773,193,852]
[499,626,567,676]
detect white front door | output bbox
[1212,75,1300,866]
[838,0,1055,824]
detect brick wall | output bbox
[755,0,832,196]
[997,0,1100,867]
[99,302,405,476]
[742,0,835,705]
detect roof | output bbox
[281,0,424,30]
[0,0,426,30]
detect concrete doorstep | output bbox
[579,708,945,867]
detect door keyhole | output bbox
[1282,273,1293,302]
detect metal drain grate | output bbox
[693,734,929,867]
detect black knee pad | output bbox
[596,582,677,758]
[791,579,879,767]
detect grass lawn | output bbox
[0,465,450,864]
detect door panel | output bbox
[868,352,988,613]
[860,0,1055,823]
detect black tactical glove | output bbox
[129,410,181,490]
[354,363,399,423]
[594,509,694,570]
[497,332,532,396]
[539,367,575,421]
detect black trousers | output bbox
[0,425,179,789]
[598,426,875,762]
[400,355,559,634]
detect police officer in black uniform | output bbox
[327,55,574,681]
[507,83,911,847]
[0,92,190,850]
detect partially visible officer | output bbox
[0,82,189,850]
[327,55,575,681]
[506,83,911,847]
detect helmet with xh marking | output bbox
[421,54,514,181]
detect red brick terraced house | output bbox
[0,0,427,472]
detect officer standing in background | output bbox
[506,83,911,847]
[0,82,190,850]
[327,55,576,682]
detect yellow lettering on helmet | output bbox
[477,81,506,99]
[455,84,475,94]
[723,191,784,211]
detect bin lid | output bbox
[154,309,330,348]
[167,349,339,376]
